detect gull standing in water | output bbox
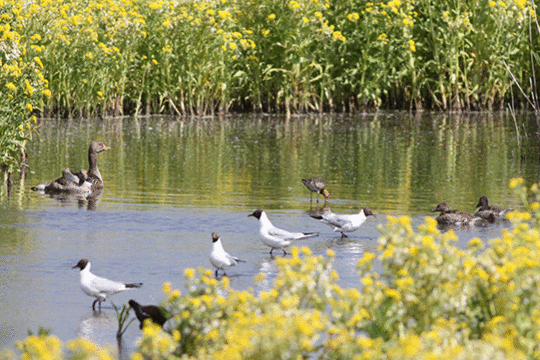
[209,232,245,277]
[310,207,376,237]
[72,259,143,311]
[248,209,318,256]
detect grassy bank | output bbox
[1,0,537,118]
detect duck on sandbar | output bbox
[32,141,110,194]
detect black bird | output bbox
[128,299,168,329]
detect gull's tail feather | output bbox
[300,232,319,239]
[31,183,49,191]
[125,282,143,288]
[309,214,323,220]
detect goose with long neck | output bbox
[85,141,110,188]
[31,141,110,193]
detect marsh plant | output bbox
[112,302,135,340]
[7,0,538,117]
[6,178,540,359]
[0,1,48,179]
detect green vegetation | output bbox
[112,303,135,340]
[2,0,537,118]
[0,1,47,178]
[0,0,537,176]
[5,178,540,359]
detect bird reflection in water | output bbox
[77,310,131,360]
[40,188,103,210]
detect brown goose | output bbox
[302,177,330,203]
[32,141,110,193]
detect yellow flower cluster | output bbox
[0,0,48,172]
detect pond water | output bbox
[1,111,539,357]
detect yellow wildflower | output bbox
[184,268,195,278]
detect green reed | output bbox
[14,0,539,116]
[0,2,47,177]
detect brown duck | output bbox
[432,201,494,226]
[474,196,513,220]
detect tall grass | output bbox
[0,1,48,180]
[11,0,540,116]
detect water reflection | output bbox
[33,188,103,210]
[77,310,116,340]
[77,310,130,360]
[2,111,535,213]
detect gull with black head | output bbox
[248,209,318,256]
[310,207,376,238]
[72,259,142,311]
[209,232,245,277]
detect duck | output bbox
[32,141,110,194]
[248,209,318,256]
[128,299,169,329]
[431,201,493,226]
[302,177,330,204]
[474,196,513,220]
[72,259,143,311]
[209,232,245,277]
[310,207,376,237]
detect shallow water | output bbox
[0,112,538,357]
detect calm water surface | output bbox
[0,112,538,357]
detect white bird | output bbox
[248,209,318,256]
[310,207,376,237]
[209,232,245,277]
[72,259,143,311]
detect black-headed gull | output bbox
[248,209,318,256]
[209,232,245,277]
[302,177,330,203]
[128,299,168,329]
[72,259,142,311]
[310,207,376,237]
